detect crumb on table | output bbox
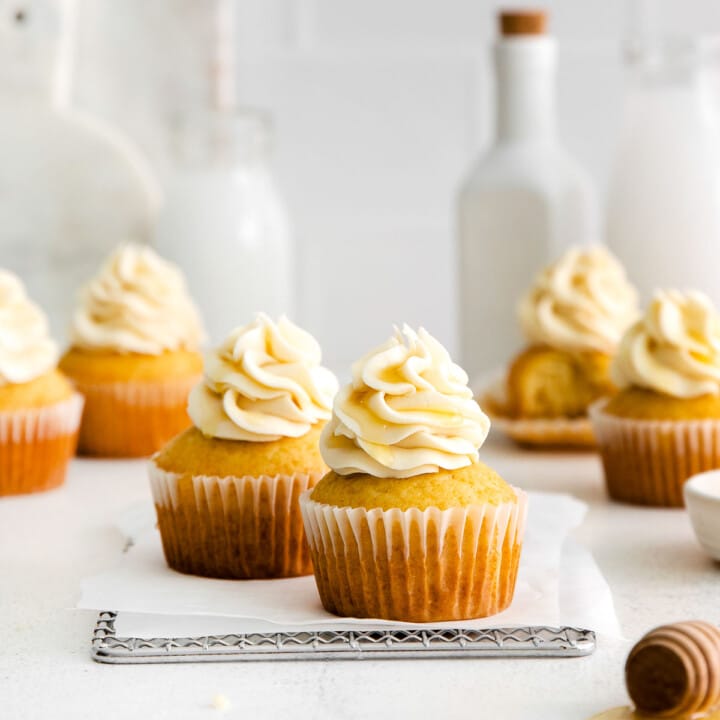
[211,694,231,712]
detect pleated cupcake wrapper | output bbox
[74,375,200,458]
[300,488,528,623]
[589,399,720,507]
[0,393,84,496]
[149,462,324,579]
[490,414,596,449]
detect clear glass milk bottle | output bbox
[155,109,294,344]
[457,10,597,384]
[606,37,720,305]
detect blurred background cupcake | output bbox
[59,243,204,457]
[302,325,526,623]
[0,270,83,495]
[591,290,720,507]
[485,246,638,448]
[149,313,338,579]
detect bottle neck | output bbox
[624,46,718,128]
[493,36,557,144]
[170,109,271,171]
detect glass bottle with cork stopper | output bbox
[457,9,597,384]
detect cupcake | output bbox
[149,314,338,579]
[0,271,83,495]
[59,243,204,457]
[591,290,720,507]
[301,325,527,623]
[487,246,638,448]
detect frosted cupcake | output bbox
[149,314,338,579]
[487,246,638,447]
[301,326,527,623]
[591,290,720,507]
[0,271,83,495]
[59,244,204,457]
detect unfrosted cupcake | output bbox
[487,246,638,448]
[0,271,83,495]
[591,290,720,507]
[59,244,204,457]
[301,325,527,623]
[149,314,338,579]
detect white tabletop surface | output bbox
[1,434,717,720]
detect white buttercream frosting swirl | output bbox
[71,243,204,355]
[612,290,720,398]
[321,325,490,478]
[188,314,339,441]
[0,270,58,385]
[518,246,638,354]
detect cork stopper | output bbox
[625,621,720,717]
[499,10,547,36]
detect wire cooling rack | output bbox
[91,611,596,663]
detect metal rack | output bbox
[92,611,596,663]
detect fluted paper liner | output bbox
[590,399,720,507]
[0,393,84,496]
[300,488,528,623]
[75,375,199,458]
[149,462,324,579]
[490,414,595,449]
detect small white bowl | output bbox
[684,470,720,560]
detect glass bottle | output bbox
[606,37,720,304]
[155,109,293,343]
[457,10,597,384]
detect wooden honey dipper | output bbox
[625,621,720,717]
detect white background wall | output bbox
[73,0,720,373]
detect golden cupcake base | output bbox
[504,345,614,420]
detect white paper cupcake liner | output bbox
[300,488,528,623]
[0,392,84,443]
[149,462,325,579]
[74,375,200,457]
[0,393,84,496]
[76,378,199,406]
[590,399,720,507]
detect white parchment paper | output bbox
[78,491,621,638]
